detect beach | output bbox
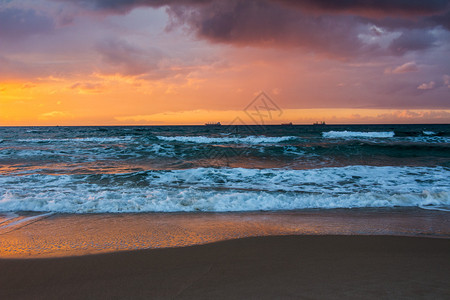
[2,0,450,297]
[1,125,449,298]
[1,209,449,258]
[1,210,449,299]
[1,235,449,299]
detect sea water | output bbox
[0,124,449,213]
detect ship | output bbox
[205,122,221,126]
[281,122,293,126]
[313,121,326,126]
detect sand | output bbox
[1,235,449,299]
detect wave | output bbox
[323,131,395,138]
[423,131,436,136]
[0,166,448,213]
[156,135,297,144]
[17,136,133,143]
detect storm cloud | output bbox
[54,0,450,58]
[56,0,450,17]
[165,0,449,58]
[277,0,450,16]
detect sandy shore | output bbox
[2,209,449,258]
[0,235,449,299]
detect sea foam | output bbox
[423,131,436,136]
[156,135,297,144]
[0,166,448,213]
[323,131,395,138]
[17,136,133,143]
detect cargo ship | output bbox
[205,122,221,126]
[313,121,326,126]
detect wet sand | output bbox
[1,235,449,299]
[1,209,449,258]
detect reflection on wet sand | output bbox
[1,208,449,258]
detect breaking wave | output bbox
[156,135,298,144]
[323,131,395,138]
[1,166,448,213]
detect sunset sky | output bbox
[1,0,449,125]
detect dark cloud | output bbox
[428,10,450,30]
[0,8,54,40]
[54,0,209,14]
[165,1,449,58]
[167,2,368,58]
[41,0,450,60]
[389,30,438,55]
[56,0,450,17]
[277,0,450,16]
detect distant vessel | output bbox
[205,122,221,126]
[281,122,293,126]
[313,121,326,126]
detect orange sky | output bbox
[1,1,449,125]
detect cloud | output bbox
[389,29,437,55]
[115,108,450,124]
[55,0,450,17]
[443,74,450,87]
[96,39,164,76]
[51,0,449,59]
[391,61,418,74]
[166,2,369,58]
[0,55,38,80]
[165,1,448,58]
[0,7,54,40]
[70,82,103,93]
[376,109,450,122]
[428,10,450,30]
[52,0,209,14]
[278,0,449,14]
[417,81,436,90]
[39,111,69,119]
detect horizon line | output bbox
[1,123,449,127]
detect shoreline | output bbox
[1,235,449,299]
[1,208,449,258]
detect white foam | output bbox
[323,131,395,138]
[282,146,306,156]
[17,136,133,143]
[423,131,436,136]
[0,212,18,225]
[0,212,54,234]
[405,136,450,144]
[157,135,297,144]
[0,166,448,213]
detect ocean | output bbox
[1,124,449,257]
[0,124,449,213]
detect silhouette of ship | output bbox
[205,122,221,126]
[313,121,326,126]
[281,122,293,126]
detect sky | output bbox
[0,0,449,125]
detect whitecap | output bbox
[157,135,297,144]
[423,131,436,136]
[323,131,395,138]
[1,166,448,213]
